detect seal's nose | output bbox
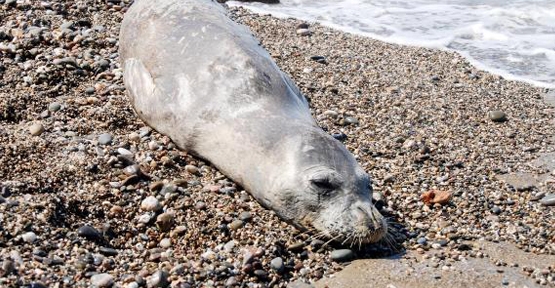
[354,202,384,232]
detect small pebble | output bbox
[141,196,162,212]
[90,273,114,288]
[98,133,113,145]
[489,110,507,122]
[29,123,44,136]
[239,211,252,221]
[296,28,311,36]
[129,132,141,142]
[185,165,199,175]
[159,238,171,248]
[77,225,103,241]
[228,220,244,231]
[147,270,170,288]
[491,206,502,215]
[48,102,61,112]
[270,257,285,273]
[22,232,37,243]
[98,247,118,256]
[330,249,354,262]
[540,194,555,206]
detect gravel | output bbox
[0,1,553,287]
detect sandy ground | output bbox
[0,1,553,287]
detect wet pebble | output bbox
[491,206,502,215]
[330,249,354,262]
[78,225,103,241]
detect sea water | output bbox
[228,0,555,88]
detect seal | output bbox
[120,0,387,245]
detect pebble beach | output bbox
[1,1,554,287]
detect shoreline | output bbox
[0,1,554,287]
[227,2,555,90]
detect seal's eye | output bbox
[311,178,336,191]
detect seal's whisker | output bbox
[341,234,354,245]
[322,235,340,247]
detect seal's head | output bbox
[269,127,388,246]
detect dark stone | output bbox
[99,247,118,256]
[77,225,103,242]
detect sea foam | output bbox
[228,0,555,88]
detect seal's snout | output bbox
[352,202,388,243]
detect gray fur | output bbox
[120,0,387,244]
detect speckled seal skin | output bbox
[120,0,387,244]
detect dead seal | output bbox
[120,0,387,245]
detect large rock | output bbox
[316,241,555,288]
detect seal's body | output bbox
[120,0,387,244]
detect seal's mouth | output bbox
[307,206,389,247]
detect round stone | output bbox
[253,269,268,278]
[330,249,355,262]
[238,211,252,222]
[123,164,140,176]
[98,133,113,145]
[22,231,37,243]
[129,132,141,142]
[141,196,162,212]
[344,116,359,125]
[185,165,199,175]
[417,237,427,245]
[90,273,114,288]
[488,110,507,122]
[29,123,44,136]
[156,212,174,232]
[223,240,236,252]
[491,206,502,215]
[228,220,244,231]
[77,225,103,241]
[540,194,555,206]
[159,238,171,248]
[195,201,207,210]
[48,102,61,112]
[270,257,285,273]
[147,270,169,288]
[296,28,311,36]
[117,148,133,157]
